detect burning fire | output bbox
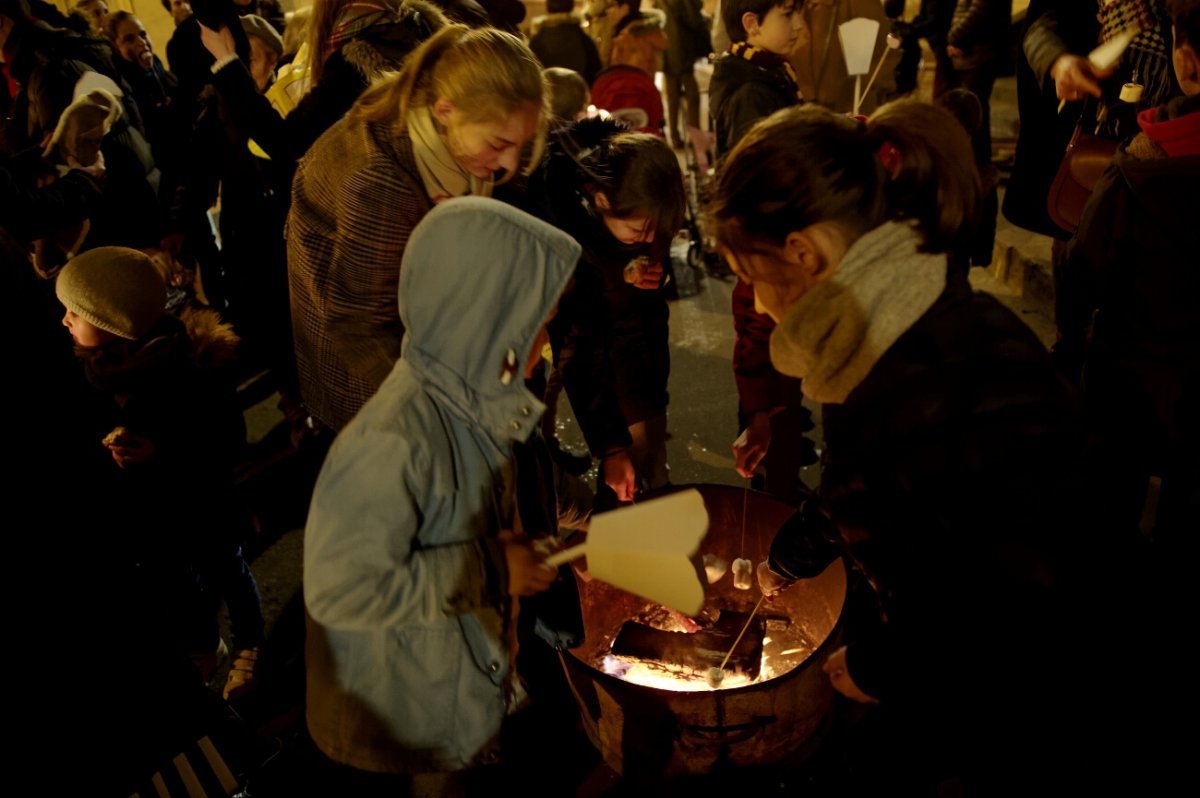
[601,635,779,692]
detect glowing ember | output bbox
[596,615,815,692]
[602,655,766,691]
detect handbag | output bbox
[1047,109,1119,234]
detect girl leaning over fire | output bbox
[711,100,1122,792]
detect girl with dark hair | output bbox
[712,101,1105,791]
[526,118,686,502]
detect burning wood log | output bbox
[610,610,765,678]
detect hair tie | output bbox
[877,141,902,178]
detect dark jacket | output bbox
[79,310,245,561]
[1003,0,1101,237]
[661,0,711,77]
[1064,95,1200,477]
[770,276,1089,713]
[946,0,1011,70]
[530,13,603,85]
[166,16,217,115]
[708,51,798,157]
[115,54,184,173]
[523,119,671,456]
[2,21,162,248]
[208,0,442,182]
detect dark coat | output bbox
[208,0,442,182]
[2,21,162,248]
[530,13,603,85]
[946,0,1012,70]
[768,276,1094,771]
[661,0,711,77]
[115,54,185,175]
[1003,0,1102,237]
[1063,96,1200,529]
[708,51,798,157]
[522,119,671,456]
[78,310,246,560]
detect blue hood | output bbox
[398,196,581,443]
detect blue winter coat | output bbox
[303,197,580,773]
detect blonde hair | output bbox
[283,6,312,57]
[355,25,551,179]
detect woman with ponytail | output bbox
[288,25,549,431]
[712,101,1106,791]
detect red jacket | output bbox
[732,279,803,419]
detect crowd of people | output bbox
[5,0,1194,793]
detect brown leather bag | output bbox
[1047,121,1119,234]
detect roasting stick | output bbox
[739,477,749,555]
[731,478,756,590]
[721,593,766,671]
[708,593,767,687]
[856,45,892,116]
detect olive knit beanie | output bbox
[56,247,166,340]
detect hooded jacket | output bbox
[708,50,799,156]
[1064,94,1200,465]
[303,197,580,774]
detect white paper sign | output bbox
[839,17,881,76]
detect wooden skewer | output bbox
[856,45,894,115]
[719,593,767,672]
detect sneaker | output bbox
[223,647,260,701]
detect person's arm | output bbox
[731,279,788,476]
[0,164,102,240]
[1059,161,1124,357]
[947,0,1002,53]
[203,24,365,166]
[304,427,508,631]
[548,270,635,461]
[1024,5,1072,86]
[321,164,423,393]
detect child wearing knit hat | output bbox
[57,246,266,701]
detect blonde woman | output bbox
[288,25,549,431]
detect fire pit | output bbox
[560,484,847,777]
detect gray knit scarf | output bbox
[769,222,947,404]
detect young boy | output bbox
[711,0,815,503]
[708,0,805,157]
[57,246,265,700]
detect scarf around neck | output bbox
[769,222,947,404]
[729,41,803,102]
[406,106,493,204]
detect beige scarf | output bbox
[406,106,493,203]
[769,222,947,404]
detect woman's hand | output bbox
[756,560,793,598]
[602,451,636,502]
[105,430,156,468]
[199,22,237,62]
[502,533,558,597]
[823,646,879,704]
[732,411,771,478]
[1050,54,1111,102]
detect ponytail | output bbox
[710,101,981,257]
[866,100,981,255]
